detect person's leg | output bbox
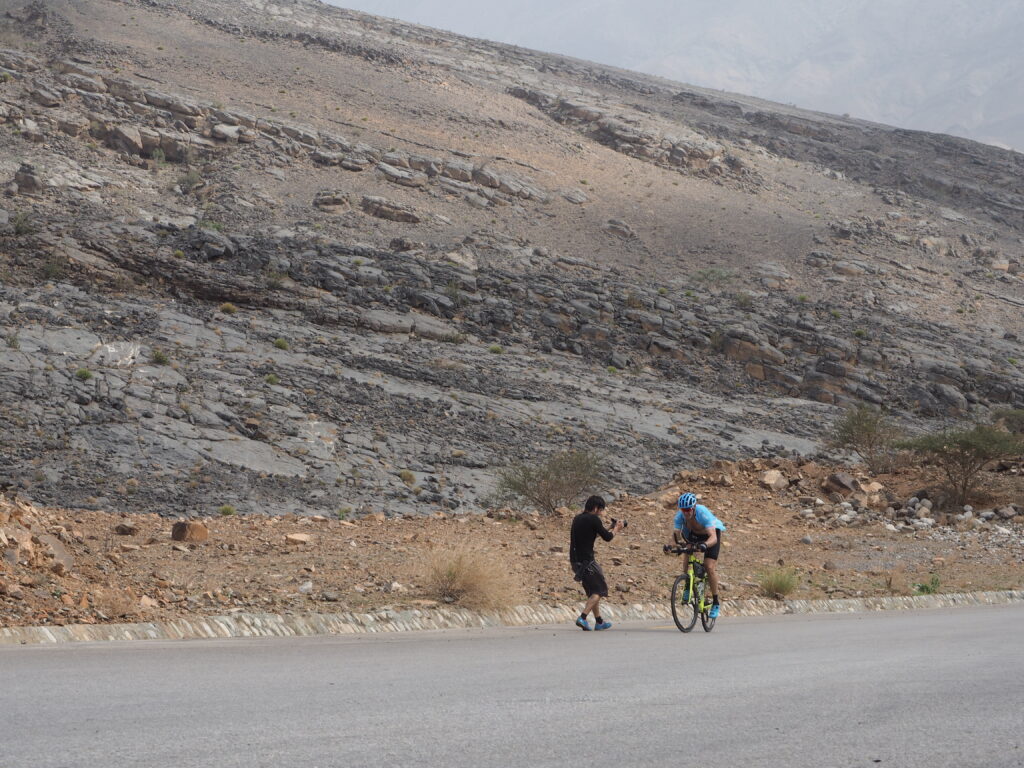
[705,557,719,599]
[584,593,601,617]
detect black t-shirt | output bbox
[569,511,613,563]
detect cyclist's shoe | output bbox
[593,620,612,631]
[681,588,690,603]
[709,604,721,619]
[575,616,591,631]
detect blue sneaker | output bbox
[575,616,591,631]
[709,604,720,619]
[593,620,612,631]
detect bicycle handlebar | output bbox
[664,544,706,555]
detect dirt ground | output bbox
[3,458,1022,629]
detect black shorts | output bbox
[571,560,608,598]
[683,530,723,561]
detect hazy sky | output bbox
[327,0,1024,150]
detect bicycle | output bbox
[665,543,716,633]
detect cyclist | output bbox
[670,492,726,618]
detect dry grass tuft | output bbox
[758,567,798,599]
[422,548,511,611]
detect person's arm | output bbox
[597,516,621,541]
[671,510,684,546]
[704,528,718,548]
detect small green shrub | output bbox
[218,504,236,516]
[899,425,1024,506]
[273,338,289,350]
[488,344,504,354]
[496,449,607,515]
[797,294,809,303]
[758,567,798,598]
[178,168,202,189]
[12,211,35,236]
[607,365,619,374]
[829,405,901,474]
[172,249,185,259]
[399,469,416,485]
[734,292,754,310]
[914,574,941,594]
[219,302,238,315]
[264,373,280,385]
[150,349,170,365]
[337,507,352,520]
[854,328,867,339]
[75,368,93,381]
[4,334,18,350]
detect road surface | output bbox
[3,605,1022,767]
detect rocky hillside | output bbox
[0,0,1022,519]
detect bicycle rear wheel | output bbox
[699,579,716,632]
[671,574,698,632]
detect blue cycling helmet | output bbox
[678,492,697,509]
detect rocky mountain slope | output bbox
[0,0,1022,520]
[341,0,1024,151]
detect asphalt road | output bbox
[3,606,1023,768]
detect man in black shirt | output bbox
[569,495,624,631]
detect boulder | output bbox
[171,521,209,542]
[110,124,144,155]
[360,196,421,223]
[760,469,789,492]
[285,533,312,545]
[823,472,860,497]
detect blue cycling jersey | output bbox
[674,504,726,536]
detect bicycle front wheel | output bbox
[671,574,698,632]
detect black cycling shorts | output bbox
[571,560,608,598]
[683,530,723,561]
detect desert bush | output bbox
[219,302,238,315]
[758,567,798,599]
[178,168,202,190]
[899,424,1024,506]
[496,448,607,515]
[829,404,902,474]
[150,348,170,365]
[12,211,35,236]
[914,574,941,594]
[74,368,92,381]
[273,338,289,350]
[218,504,236,516]
[422,547,509,610]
